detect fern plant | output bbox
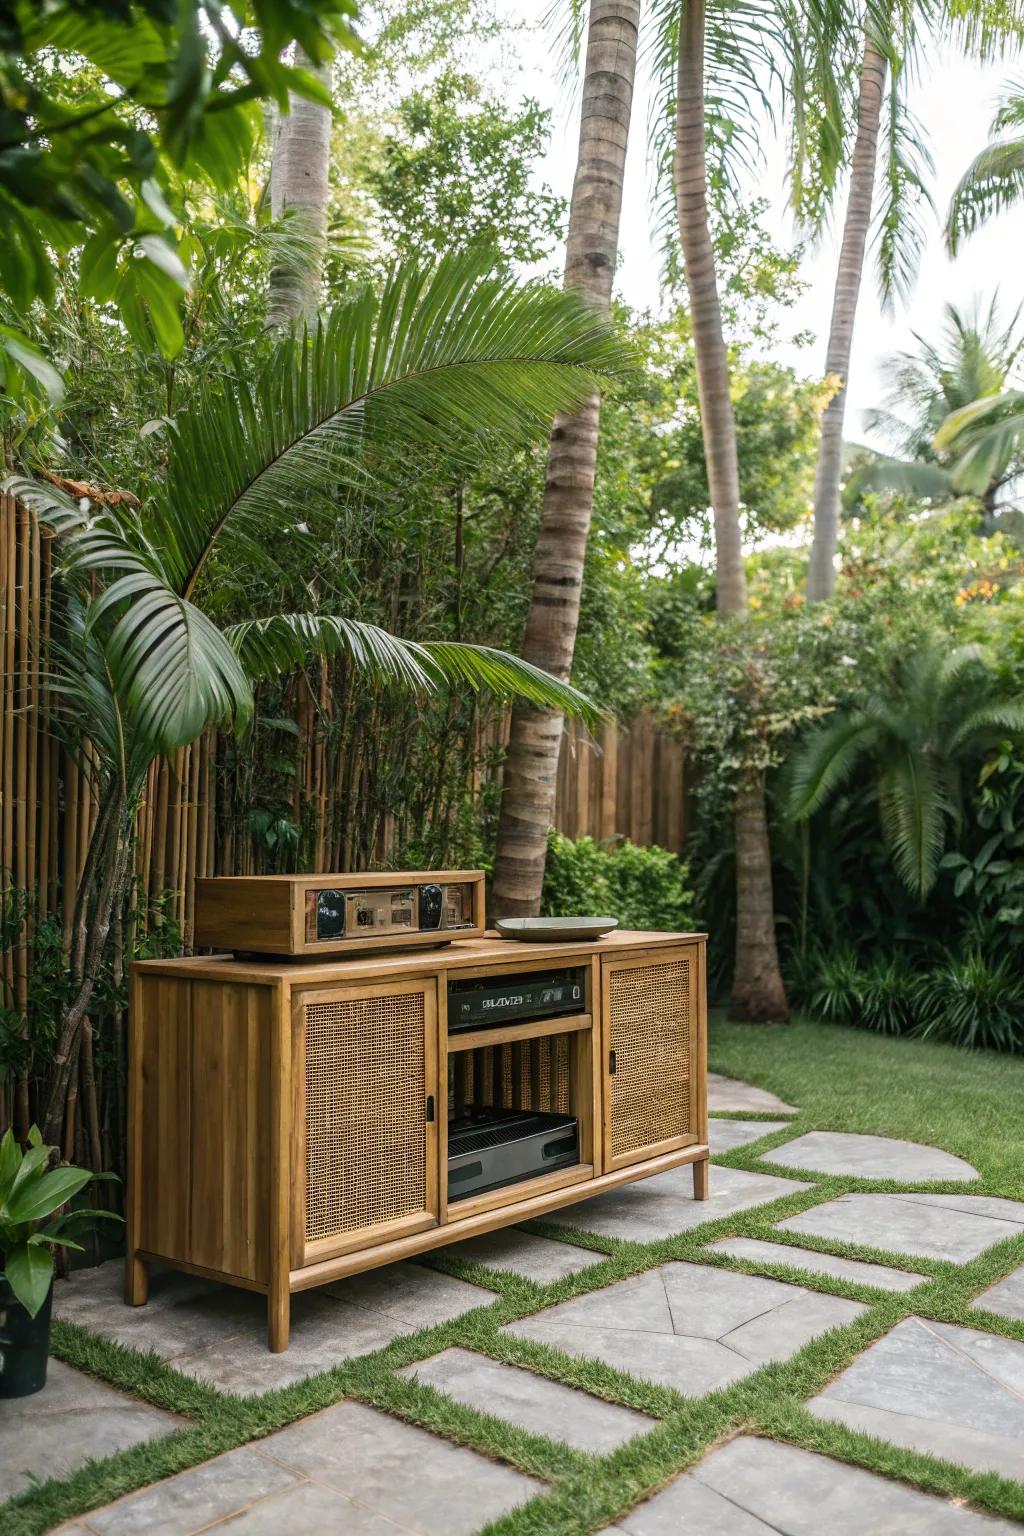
[787,640,1024,900]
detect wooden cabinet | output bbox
[128,930,707,1352]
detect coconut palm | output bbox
[12,252,632,1143]
[268,47,334,329]
[852,297,1024,525]
[492,0,641,919]
[947,79,1024,252]
[787,641,1024,899]
[648,0,795,1019]
[803,2,1014,600]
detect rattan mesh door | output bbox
[299,979,438,1258]
[602,950,697,1171]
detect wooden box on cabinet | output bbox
[127,929,708,1351]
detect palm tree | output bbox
[804,3,1012,599]
[268,48,334,329]
[852,298,1024,526]
[491,0,641,917]
[12,253,631,1144]
[658,0,790,1020]
[947,80,1024,252]
[787,641,1024,899]
[805,26,889,601]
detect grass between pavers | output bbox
[4,1012,1024,1535]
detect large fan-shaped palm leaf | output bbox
[788,640,1024,898]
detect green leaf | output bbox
[79,233,120,304]
[137,234,188,288]
[6,1166,92,1224]
[0,1129,20,1206]
[0,326,65,403]
[3,1241,53,1318]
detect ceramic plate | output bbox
[495,916,619,943]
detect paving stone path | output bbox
[0,1361,178,1503]
[972,1261,1024,1320]
[708,1118,787,1153]
[599,1435,1022,1534]
[708,1072,798,1114]
[550,1163,810,1243]
[53,1258,496,1395]
[504,1261,864,1394]
[707,1236,927,1292]
[401,1346,655,1453]
[808,1315,1024,1482]
[778,1191,1024,1263]
[19,1079,1024,1536]
[54,1403,540,1535]
[761,1130,979,1182]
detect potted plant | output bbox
[0,1126,119,1397]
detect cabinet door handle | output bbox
[425,1095,435,1122]
[609,1050,617,1075]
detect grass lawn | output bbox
[6,1015,1024,1535]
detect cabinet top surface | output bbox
[133,928,707,985]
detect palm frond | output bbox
[948,700,1024,753]
[787,709,878,819]
[946,134,1024,253]
[873,72,934,311]
[848,454,956,500]
[225,615,600,723]
[878,749,947,898]
[28,254,635,601]
[936,390,1024,494]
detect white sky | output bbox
[496,9,1024,448]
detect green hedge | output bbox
[541,831,695,933]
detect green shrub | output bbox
[542,832,695,932]
[787,940,1024,1052]
[915,953,1024,1053]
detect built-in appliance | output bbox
[447,967,586,1033]
[447,1108,580,1200]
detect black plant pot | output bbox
[0,1275,53,1398]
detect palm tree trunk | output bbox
[674,0,787,1020]
[731,775,789,1020]
[491,0,640,916]
[673,0,745,616]
[268,48,332,330]
[807,34,887,601]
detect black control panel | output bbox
[448,967,586,1032]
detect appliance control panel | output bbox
[305,881,475,943]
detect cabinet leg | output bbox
[125,1254,149,1307]
[692,1157,710,1202]
[268,1284,290,1353]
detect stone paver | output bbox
[401,1346,655,1453]
[808,1316,1024,1481]
[972,1262,1024,1320]
[503,1261,863,1395]
[778,1192,1024,1264]
[708,1118,787,1154]
[83,1446,297,1535]
[62,1405,540,1535]
[708,1072,797,1115]
[443,1228,606,1284]
[257,1400,541,1534]
[707,1236,926,1293]
[761,1130,978,1182]
[54,1260,494,1395]
[602,1434,1019,1534]
[550,1164,810,1244]
[0,1360,179,1503]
